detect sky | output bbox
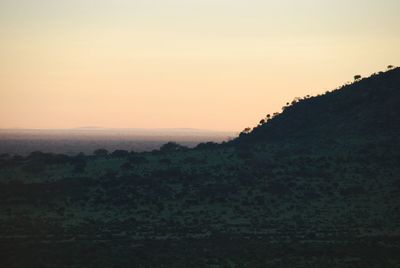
[1,0,399,131]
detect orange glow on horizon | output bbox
[1,0,399,131]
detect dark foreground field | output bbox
[1,137,399,267]
[3,236,400,267]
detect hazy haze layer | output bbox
[0,128,235,155]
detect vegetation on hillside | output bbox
[237,66,400,143]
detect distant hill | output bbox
[235,67,400,144]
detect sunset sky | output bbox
[1,0,399,131]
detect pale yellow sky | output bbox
[1,0,399,131]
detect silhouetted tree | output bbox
[111,150,129,158]
[93,149,108,156]
[160,142,188,152]
[291,97,301,105]
[241,127,251,134]
[387,65,394,70]
[239,127,252,137]
[354,75,362,81]
[195,142,218,150]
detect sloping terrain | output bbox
[0,68,399,267]
[237,68,400,143]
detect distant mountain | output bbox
[235,67,400,144]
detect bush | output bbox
[160,142,188,152]
[111,150,129,158]
[93,149,109,156]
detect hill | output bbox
[236,67,400,143]
[0,68,399,267]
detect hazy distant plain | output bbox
[0,128,235,155]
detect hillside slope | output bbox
[236,67,400,143]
